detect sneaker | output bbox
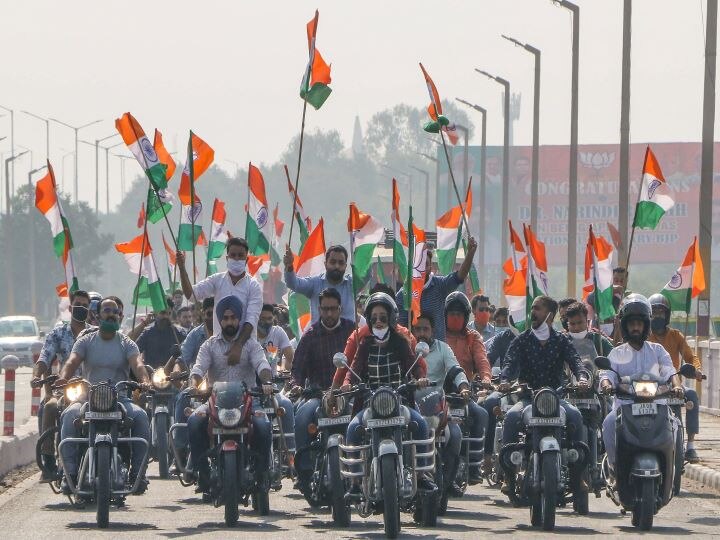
[686,447,700,464]
[130,475,149,495]
[469,467,483,485]
[417,473,437,492]
[40,455,58,483]
[61,475,77,496]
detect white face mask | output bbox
[227,259,246,276]
[372,327,389,341]
[532,313,552,341]
[569,329,589,340]
[600,323,615,337]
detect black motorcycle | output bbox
[596,356,696,531]
[56,378,150,528]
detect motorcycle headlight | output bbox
[198,379,208,393]
[64,383,84,403]
[218,407,243,427]
[371,389,398,418]
[152,368,171,389]
[633,381,658,398]
[534,389,559,417]
[89,383,117,412]
[322,394,346,418]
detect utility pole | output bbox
[618,0,632,266]
[28,165,48,315]
[49,117,102,203]
[3,151,28,314]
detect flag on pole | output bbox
[582,240,594,301]
[115,112,167,190]
[177,197,203,251]
[503,220,527,276]
[295,218,326,277]
[178,132,214,199]
[403,207,426,326]
[208,198,227,260]
[273,203,285,238]
[460,180,481,293]
[391,178,408,283]
[145,129,176,224]
[348,203,385,291]
[115,231,167,312]
[523,224,549,299]
[503,269,527,332]
[288,292,312,338]
[300,10,332,110]
[436,205,463,275]
[287,174,310,247]
[246,164,271,256]
[162,232,178,290]
[587,226,616,321]
[661,236,705,313]
[35,162,79,292]
[418,63,455,138]
[376,254,387,285]
[154,129,176,180]
[633,146,675,230]
[177,133,213,251]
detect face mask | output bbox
[227,259,246,276]
[258,321,272,333]
[651,318,667,334]
[475,312,491,325]
[326,269,344,282]
[600,323,615,336]
[532,313,551,341]
[71,305,89,322]
[569,329,588,340]
[372,327,389,341]
[99,319,120,333]
[446,314,466,332]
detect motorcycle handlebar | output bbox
[31,374,58,388]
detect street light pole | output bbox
[49,117,102,203]
[4,151,28,215]
[27,165,47,315]
[21,110,50,163]
[0,106,15,203]
[476,69,511,264]
[105,141,124,213]
[554,0,580,297]
[501,35,541,233]
[84,133,119,214]
[3,151,28,314]
[618,0,632,266]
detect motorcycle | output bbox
[596,356,696,531]
[144,366,187,479]
[169,379,209,486]
[499,383,589,531]
[479,366,518,487]
[335,347,437,539]
[56,378,150,528]
[33,374,64,491]
[414,383,448,523]
[258,372,295,491]
[204,381,274,527]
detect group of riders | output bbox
[29,234,705,533]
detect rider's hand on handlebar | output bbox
[262,383,274,396]
[339,384,351,393]
[577,378,590,391]
[460,388,471,402]
[671,386,685,398]
[416,378,430,389]
[139,382,153,392]
[289,385,302,398]
[498,382,511,393]
[696,369,705,382]
[31,377,41,388]
[52,378,67,389]
[600,380,613,395]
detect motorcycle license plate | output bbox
[569,398,598,409]
[85,411,122,420]
[212,427,248,434]
[449,408,466,418]
[317,415,351,427]
[666,398,685,406]
[632,403,658,416]
[367,416,405,428]
[527,417,564,426]
[261,407,276,415]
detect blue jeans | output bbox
[467,400,488,461]
[188,400,271,479]
[60,397,150,476]
[684,387,700,436]
[172,388,193,449]
[294,398,320,472]
[481,391,502,454]
[275,393,296,452]
[502,398,585,447]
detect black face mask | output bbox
[651,317,667,334]
[71,305,89,322]
[327,269,343,282]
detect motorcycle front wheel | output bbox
[223,452,239,527]
[155,412,169,479]
[541,452,558,531]
[96,445,111,529]
[381,454,400,539]
[328,446,350,526]
[634,477,655,531]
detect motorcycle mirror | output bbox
[594,356,612,371]
[678,363,696,379]
[414,341,430,357]
[332,353,348,369]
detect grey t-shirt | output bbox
[71,331,140,384]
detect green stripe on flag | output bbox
[633,201,666,230]
[376,255,387,285]
[661,288,691,313]
[146,188,172,224]
[133,277,168,312]
[178,223,203,251]
[245,214,270,255]
[288,292,309,338]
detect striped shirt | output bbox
[396,272,463,340]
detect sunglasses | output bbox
[371,315,389,325]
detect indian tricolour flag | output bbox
[295,218,326,278]
[115,113,167,190]
[348,203,385,292]
[523,224,549,299]
[177,192,203,251]
[661,236,706,313]
[115,231,167,312]
[503,221,527,276]
[588,225,616,321]
[633,146,674,230]
[404,207,426,325]
[145,129,176,224]
[208,198,227,260]
[177,132,213,251]
[436,204,462,275]
[35,161,79,293]
[504,267,527,331]
[246,164,271,256]
[162,232,179,291]
[300,10,332,110]
[391,178,408,282]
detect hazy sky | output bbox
[0,0,713,208]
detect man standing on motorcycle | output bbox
[342,294,432,495]
[33,289,91,481]
[646,293,702,462]
[55,297,153,493]
[599,294,683,476]
[499,296,590,491]
[290,288,355,495]
[443,292,491,484]
[187,295,274,496]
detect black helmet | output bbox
[445,291,472,326]
[364,292,398,327]
[618,293,652,342]
[648,293,671,326]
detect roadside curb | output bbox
[0,418,38,479]
[685,463,720,492]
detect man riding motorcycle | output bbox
[186,295,274,496]
[54,297,152,493]
[599,294,683,477]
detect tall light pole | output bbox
[476,69,511,264]
[552,0,580,297]
[456,98,487,290]
[454,124,470,199]
[408,165,431,228]
[82,133,119,214]
[698,0,717,338]
[27,165,47,315]
[2,151,28,314]
[21,110,50,163]
[49,117,102,203]
[4,151,28,214]
[104,141,124,213]
[618,0,632,266]
[0,106,15,202]
[502,35,541,233]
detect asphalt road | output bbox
[1,462,720,538]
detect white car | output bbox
[0,316,44,368]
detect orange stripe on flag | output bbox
[154,129,176,181]
[642,145,665,182]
